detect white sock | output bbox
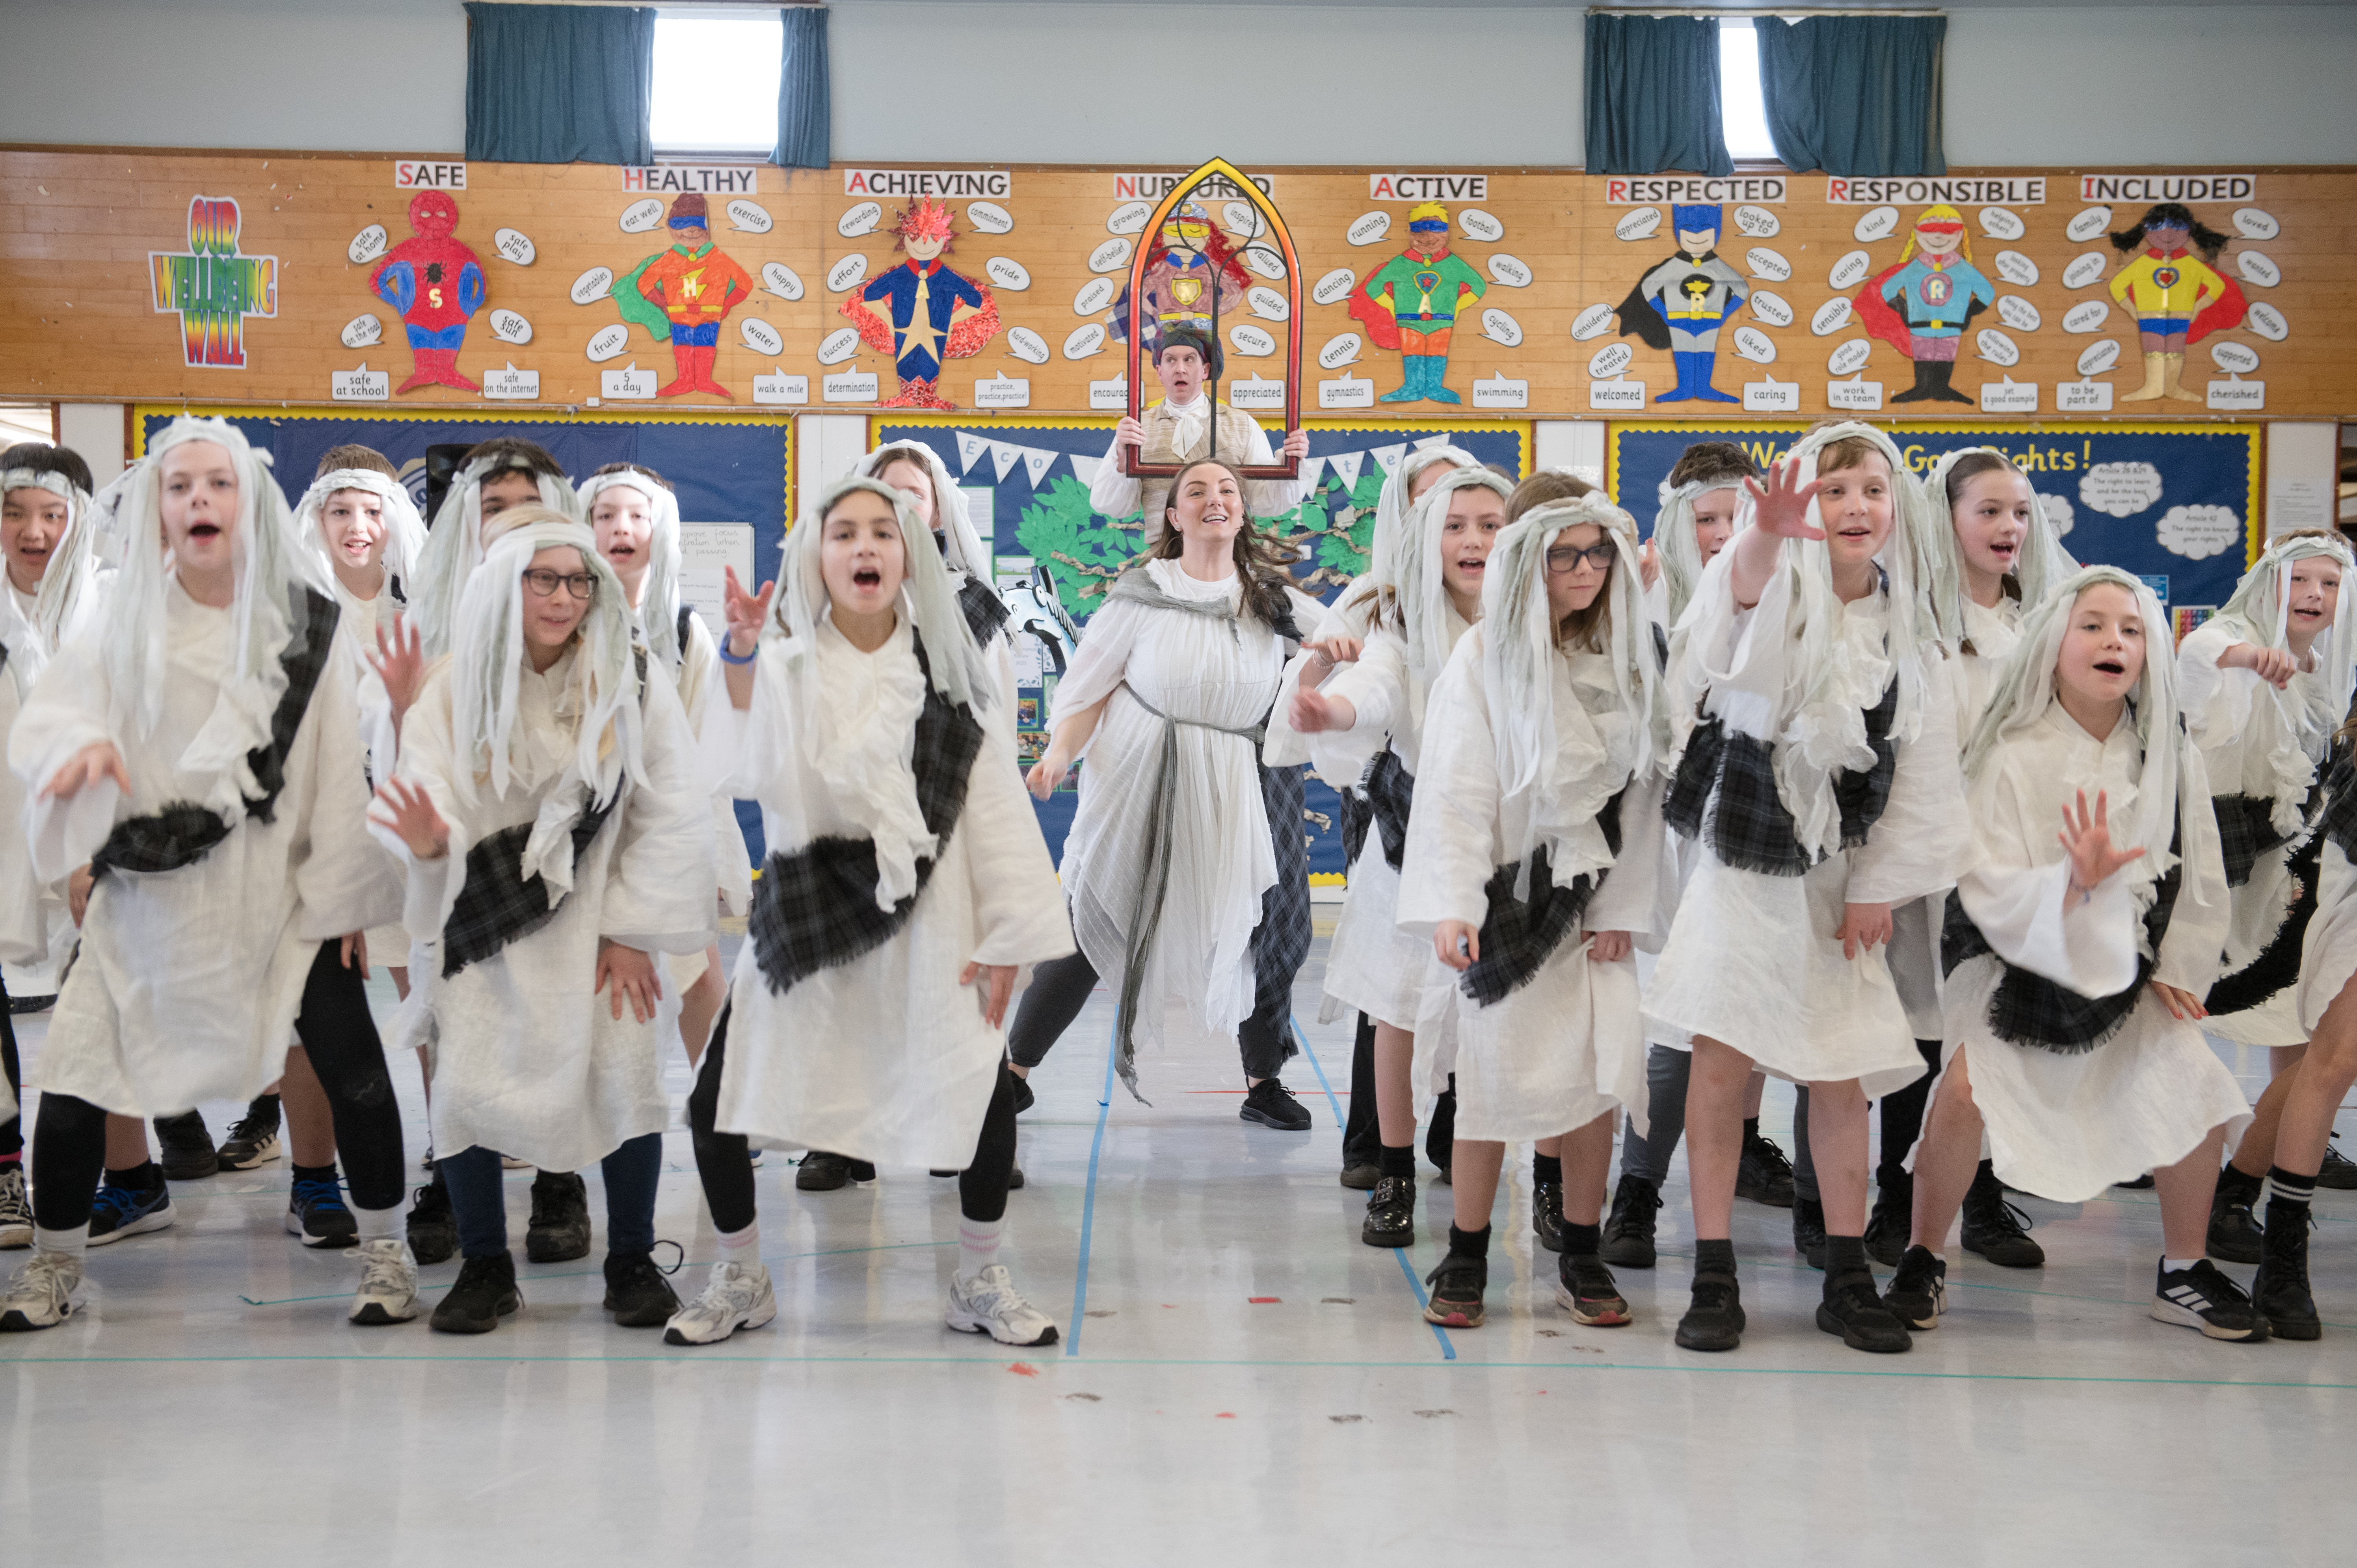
[34,1224,88,1258]
[353,1203,402,1243]
[717,1221,760,1267]
[2162,1256,2202,1274]
[957,1217,1005,1283]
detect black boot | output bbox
[1361,1174,1416,1249]
[1926,358,1974,405]
[1601,1172,1661,1269]
[1890,360,1938,403]
[1791,1194,1827,1270]
[2208,1165,2266,1265]
[406,1169,457,1265]
[1531,1177,1564,1253]
[431,1251,523,1334]
[153,1110,218,1181]
[1961,1162,2044,1267]
[2252,1196,2319,1341]
[1735,1122,1796,1209]
[524,1171,592,1263]
[1864,1169,1913,1267]
[603,1250,682,1328]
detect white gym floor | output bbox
[4,921,2355,1564]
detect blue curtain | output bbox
[463,3,655,166]
[1754,16,1946,177]
[1583,14,1731,177]
[774,6,831,169]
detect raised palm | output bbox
[2057,788,2144,892]
[1742,457,1825,541]
[722,565,776,651]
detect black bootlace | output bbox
[1744,1133,1795,1182]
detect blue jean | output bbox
[439,1133,663,1260]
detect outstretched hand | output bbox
[961,960,1019,1028]
[1742,457,1825,542]
[2219,640,2301,690]
[722,565,777,657]
[1637,538,1662,592]
[1289,686,1355,735]
[370,612,426,729]
[2058,788,2145,897]
[369,777,450,861]
[596,940,662,1023]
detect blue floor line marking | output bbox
[1291,1015,1346,1130]
[1064,1022,1119,1358]
[1392,1247,1457,1360]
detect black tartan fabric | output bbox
[1663,674,1898,878]
[2320,741,2357,862]
[1336,773,1374,867]
[956,575,1011,645]
[2206,828,2320,1017]
[2210,792,2294,889]
[1361,748,1416,872]
[1459,789,1628,1007]
[1249,746,1312,1037]
[675,604,696,670]
[92,585,340,879]
[747,634,986,997]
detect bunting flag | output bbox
[955,430,993,474]
[923,429,1448,508]
[1295,455,1325,491]
[1022,447,1057,488]
[1369,443,1408,478]
[1069,453,1102,487]
[1326,450,1365,490]
[989,440,1023,483]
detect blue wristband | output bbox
[718,637,757,666]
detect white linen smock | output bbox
[1944,701,2245,1202]
[640,604,754,993]
[0,574,108,990]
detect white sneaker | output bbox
[0,1250,83,1331]
[946,1263,1059,1347]
[664,1259,776,1346]
[348,1238,420,1325]
[0,1165,31,1249]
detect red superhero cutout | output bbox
[370,191,487,394]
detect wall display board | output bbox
[9,154,2346,419]
[1607,419,2263,632]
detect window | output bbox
[1717,20,1778,163]
[649,10,784,157]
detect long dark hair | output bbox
[1153,458,1298,629]
[2109,202,2232,262]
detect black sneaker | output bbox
[2319,1135,2357,1191]
[7,992,54,1016]
[1736,1127,1797,1208]
[1008,1164,1026,1190]
[1818,1269,1912,1353]
[1554,1252,1632,1326]
[86,1181,173,1245]
[1239,1079,1312,1131]
[2114,1173,2156,1190]
[406,1172,457,1265]
[153,1110,218,1181]
[1961,1172,2045,1268]
[1675,1269,1744,1351]
[285,1174,358,1249]
[2151,1258,2267,1342]
[1884,1245,1947,1331]
[2207,1181,2266,1265]
[2253,1207,2320,1341]
[1422,1251,1486,1328]
[603,1249,682,1328]
[795,1151,877,1191]
[1600,1172,1661,1269]
[1339,1160,1381,1191]
[1010,1074,1036,1116]
[1792,1195,1827,1270]
[215,1094,282,1171]
[1531,1179,1564,1253]
[1360,1175,1415,1248]
[1863,1170,1912,1267]
[430,1252,522,1334]
[525,1171,592,1263]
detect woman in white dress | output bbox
[1011,459,1329,1125]
[664,478,1073,1349]
[1399,491,1667,1330]
[1884,567,2264,1343]
[1270,467,1509,1246]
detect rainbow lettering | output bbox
[149,195,278,368]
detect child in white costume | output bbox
[1400,492,1668,1331]
[1269,466,1508,1248]
[371,513,715,1335]
[1884,567,2263,1343]
[666,478,1072,1349]
[0,419,415,1332]
[1648,421,1970,1356]
[406,438,577,659]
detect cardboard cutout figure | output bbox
[841,199,1000,411]
[1108,199,1250,353]
[1349,202,1487,405]
[371,191,486,393]
[2107,202,2248,404]
[613,193,755,400]
[1615,203,1747,404]
[1855,203,1993,405]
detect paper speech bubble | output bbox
[1978,206,2025,242]
[1589,343,1634,379]
[826,254,869,292]
[1827,338,1872,376]
[2062,252,2108,290]
[725,199,772,235]
[1828,249,1871,290]
[2237,250,2280,288]
[837,201,882,238]
[2157,503,2241,562]
[2247,303,2288,341]
[1486,253,1532,288]
[1811,297,1854,336]
[1227,323,1277,358]
[570,266,615,305]
[1246,286,1289,321]
[1471,373,1529,409]
[1853,205,1899,243]
[816,326,860,366]
[340,313,382,350]
[1732,326,1776,364]
[1998,295,2043,332]
[2081,461,2162,518]
[585,322,630,362]
[1241,246,1287,282]
[2062,300,2111,334]
[2212,339,2260,375]
[488,308,531,345]
[760,260,803,301]
[1975,328,2020,366]
[1743,374,1801,413]
[1106,201,1150,236]
[1479,308,1522,348]
[1312,267,1358,307]
[1220,199,1264,239]
[1089,238,1133,275]
[1073,276,1116,316]
[619,198,664,234]
[2234,207,2279,241]
[1063,323,1107,360]
[1994,250,2039,287]
[348,224,388,266]
[2077,339,2122,376]
[1748,290,1794,328]
[1735,205,1780,238]
[1614,206,1661,242]
[986,257,1031,290]
[1745,247,1791,282]
[1317,332,1362,370]
[1570,302,1614,342]
[1458,208,1504,243]
[1006,327,1049,365]
[2038,493,2074,539]
[1347,210,1391,247]
[966,201,1014,235]
[2066,206,2113,244]
[739,316,782,355]
[490,227,534,264]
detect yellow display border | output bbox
[1604,419,2267,569]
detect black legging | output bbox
[1,970,20,1161]
[1005,947,1295,1080]
[688,1003,1023,1233]
[30,940,405,1232]
[1341,1011,1379,1169]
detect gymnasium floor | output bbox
[4,924,2353,1565]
